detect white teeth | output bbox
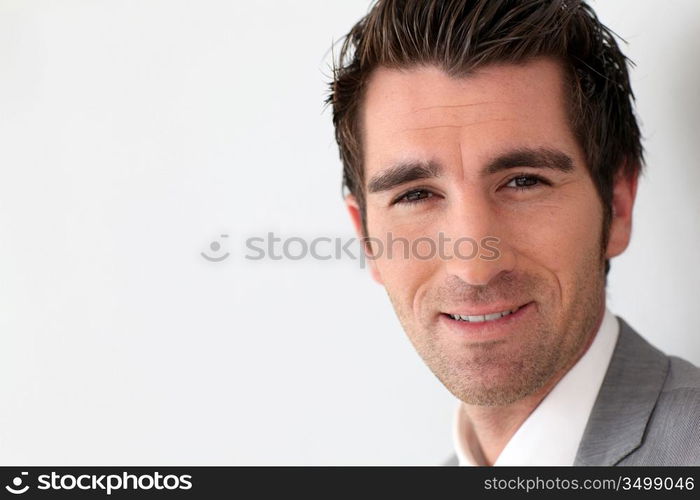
[449,306,520,323]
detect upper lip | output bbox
[443,302,530,317]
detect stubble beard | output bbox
[386,252,606,407]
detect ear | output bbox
[345,194,384,284]
[605,166,639,259]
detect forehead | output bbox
[360,58,578,175]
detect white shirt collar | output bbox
[453,306,620,466]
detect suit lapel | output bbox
[574,316,669,465]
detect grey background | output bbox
[0,0,698,464]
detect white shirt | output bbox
[453,307,620,466]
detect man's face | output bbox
[350,58,613,406]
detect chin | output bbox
[433,355,555,406]
[448,378,548,406]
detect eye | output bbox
[393,188,435,205]
[504,174,550,191]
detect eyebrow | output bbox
[484,148,574,176]
[367,160,442,193]
[366,147,574,194]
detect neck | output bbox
[463,373,565,465]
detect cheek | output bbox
[366,210,442,303]
[506,191,603,276]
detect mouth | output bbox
[439,301,534,340]
[444,304,523,323]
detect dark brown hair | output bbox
[325,0,644,277]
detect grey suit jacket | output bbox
[444,316,700,466]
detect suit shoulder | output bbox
[633,355,700,465]
[664,355,700,393]
[651,355,700,438]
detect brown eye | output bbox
[395,189,434,205]
[505,175,549,191]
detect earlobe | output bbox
[345,194,384,285]
[345,194,364,240]
[605,168,639,259]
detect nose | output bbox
[441,196,516,286]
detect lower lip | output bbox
[440,302,534,342]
